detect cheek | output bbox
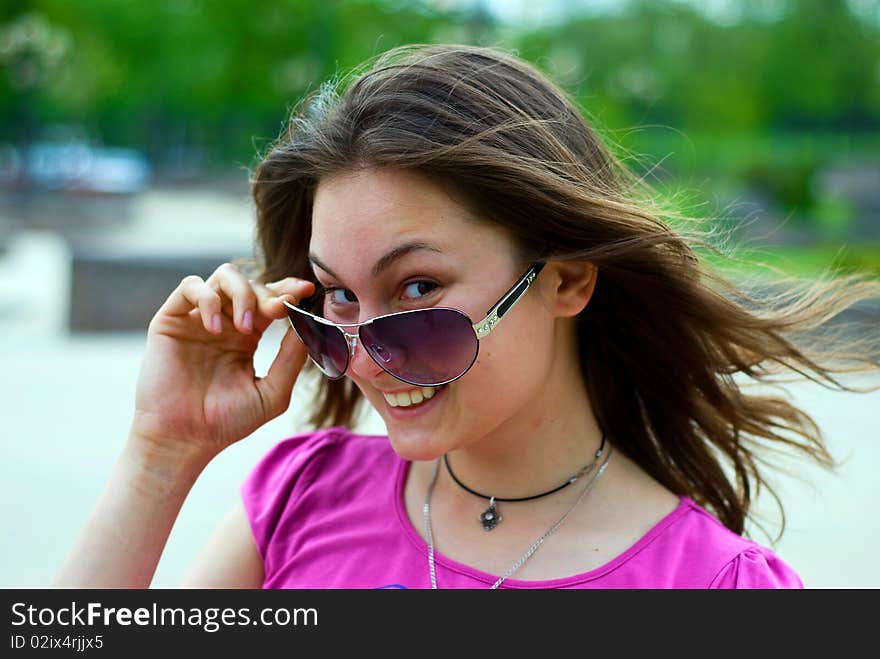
[469,313,554,390]
[355,382,386,412]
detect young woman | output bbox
[56,44,879,588]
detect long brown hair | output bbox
[246,43,880,539]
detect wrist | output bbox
[122,430,215,498]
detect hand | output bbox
[129,262,316,464]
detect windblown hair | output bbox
[247,43,880,539]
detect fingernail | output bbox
[242,309,253,331]
[212,314,222,333]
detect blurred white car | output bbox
[22,141,152,195]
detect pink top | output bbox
[241,426,804,589]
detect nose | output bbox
[345,330,385,380]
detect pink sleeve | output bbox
[709,546,805,589]
[240,428,340,573]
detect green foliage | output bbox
[2,0,877,165]
[1,0,480,164]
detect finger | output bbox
[255,325,310,419]
[158,275,224,334]
[205,263,259,335]
[248,285,299,335]
[251,278,317,334]
[264,277,316,300]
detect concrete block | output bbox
[68,239,255,332]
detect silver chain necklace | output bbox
[423,445,613,589]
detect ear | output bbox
[543,261,598,318]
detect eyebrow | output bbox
[308,241,444,281]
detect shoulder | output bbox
[242,426,395,505]
[243,426,391,487]
[670,498,804,589]
[240,426,396,564]
[707,544,804,589]
[591,496,803,588]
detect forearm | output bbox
[53,433,213,588]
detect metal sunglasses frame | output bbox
[282,262,546,386]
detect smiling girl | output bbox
[56,44,880,589]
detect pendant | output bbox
[479,497,502,531]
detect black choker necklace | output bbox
[443,430,608,531]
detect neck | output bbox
[442,346,604,501]
[444,429,606,502]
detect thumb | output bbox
[256,325,310,419]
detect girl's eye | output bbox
[402,280,438,300]
[324,286,357,306]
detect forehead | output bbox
[309,168,514,270]
[312,169,469,242]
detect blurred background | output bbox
[1,0,878,588]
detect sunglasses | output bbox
[282,263,545,387]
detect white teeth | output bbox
[383,385,442,408]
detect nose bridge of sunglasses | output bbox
[341,330,358,353]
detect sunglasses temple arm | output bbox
[473,263,545,339]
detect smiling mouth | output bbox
[382,385,445,407]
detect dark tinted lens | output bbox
[360,308,478,386]
[286,307,349,379]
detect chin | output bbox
[385,425,447,462]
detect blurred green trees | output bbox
[3,1,877,161]
[0,0,484,166]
